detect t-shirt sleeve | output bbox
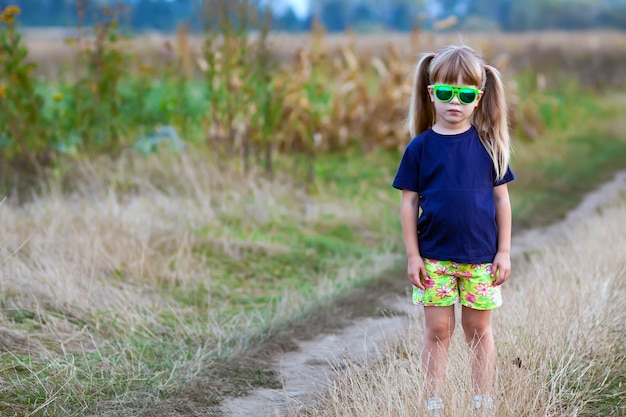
[494,165,515,186]
[392,145,420,192]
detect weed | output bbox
[0,5,51,176]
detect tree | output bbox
[275,6,303,31]
[600,1,626,29]
[439,0,462,15]
[543,0,606,29]
[130,0,175,31]
[507,0,549,30]
[352,4,373,23]
[388,2,413,31]
[47,0,70,24]
[319,1,348,32]
[466,0,504,21]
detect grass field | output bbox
[0,27,625,416]
[292,194,626,417]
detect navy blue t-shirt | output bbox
[392,126,515,264]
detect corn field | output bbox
[2,4,626,182]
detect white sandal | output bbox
[425,397,444,417]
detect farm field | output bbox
[0,19,626,416]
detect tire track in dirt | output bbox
[221,170,626,417]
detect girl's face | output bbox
[428,76,483,132]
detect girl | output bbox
[392,45,514,416]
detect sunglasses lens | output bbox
[458,89,477,104]
[435,87,453,102]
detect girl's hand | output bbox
[492,252,511,286]
[407,255,427,290]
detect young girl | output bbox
[392,45,514,416]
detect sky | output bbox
[273,0,310,18]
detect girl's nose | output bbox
[450,93,461,104]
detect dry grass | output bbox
[0,151,401,413]
[292,195,626,417]
[0,152,387,348]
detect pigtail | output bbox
[407,53,437,138]
[473,64,511,180]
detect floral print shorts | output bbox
[413,258,502,311]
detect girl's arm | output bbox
[401,190,426,289]
[493,183,512,286]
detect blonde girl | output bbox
[392,45,514,416]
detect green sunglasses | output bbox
[431,84,481,105]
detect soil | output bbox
[217,170,626,417]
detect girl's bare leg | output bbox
[422,306,455,396]
[461,306,495,394]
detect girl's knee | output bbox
[463,323,492,342]
[461,315,492,339]
[462,317,490,330]
[424,306,455,343]
[425,321,454,342]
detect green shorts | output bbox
[413,258,502,311]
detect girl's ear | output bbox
[475,90,484,108]
[427,85,435,102]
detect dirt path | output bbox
[221,171,626,417]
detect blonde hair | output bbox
[407,45,511,180]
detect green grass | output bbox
[182,149,402,317]
[510,87,626,229]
